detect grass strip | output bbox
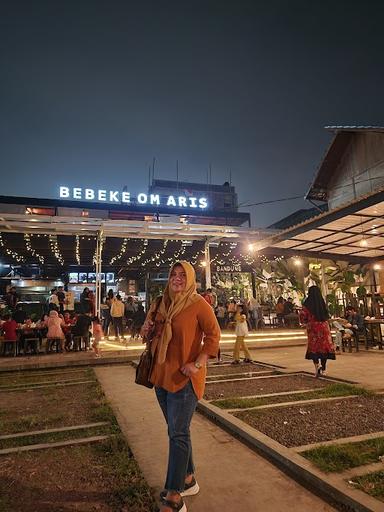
[0,424,117,450]
[350,470,384,501]
[302,437,384,473]
[0,377,97,389]
[93,435,158,511]
[211,383,372,409]
[0,368,93,381]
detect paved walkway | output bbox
[95,364,336,512]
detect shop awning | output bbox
[252,188,384,263]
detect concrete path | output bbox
[95,365,335,512]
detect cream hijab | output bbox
[156,261,200,364]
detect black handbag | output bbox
[135,297,162,388]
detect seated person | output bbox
[332,314,354,350]
[1,314,18,355]
[283,297,299,327]
[62,312,76,351]
[71,312,92,349]
[345,306,365,334]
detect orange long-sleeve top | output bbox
[150,295,220,400]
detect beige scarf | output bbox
[156,260,200,364]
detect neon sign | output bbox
[59,186,208,209]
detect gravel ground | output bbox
[204,374,328,400]
[234,395,384,447]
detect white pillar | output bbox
[95,231,103,318]
[204,239,211,289]
[320,261,327,299]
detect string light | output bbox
[49,235,64,265]
[0,233,25,263]
[24,233,44,264]
[109,237,128,265]
[126,239,149,266]
[75,235,81,265]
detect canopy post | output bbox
[204,239,211,289]
[95,230,104,318]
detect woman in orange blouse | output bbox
[143,261,220,512]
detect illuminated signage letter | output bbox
[73,188,82,199]
[98,190,107,201]
[109,191,119,202]
[199,198,208,209]
[122,192,131,203]
[150,194,160,205]
[85,189,95,200]
[137,193,147,204]
[167,195,176,207]
[188,197,197,208]
[59,186,69,198]
[178,196,187,207]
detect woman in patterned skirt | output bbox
[300,285,335,377]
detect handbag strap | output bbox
[145,296,163,348]
[151,295,163,321]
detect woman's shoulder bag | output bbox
[135,296,162,388]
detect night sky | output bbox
[1,0,384,227]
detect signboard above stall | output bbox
[59,186,208,209]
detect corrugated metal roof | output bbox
[306,126,384,201]
[325,125,384,132]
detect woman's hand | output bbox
[180,362,200,377]
[140,319,154,341]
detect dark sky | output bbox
[1,0,384,227]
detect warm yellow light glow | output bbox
[360,238,368,247]
[248,244,254,251]
[373,263,381,270]
[293,258,302,266]
[200,261,207,267]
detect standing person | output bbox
[80,287,91,313]
[88,289,96,316]
[4,286,19,311]
[111,294,125,340]
[142,261,220,512]
[232,304,252,364]
[248,295,260,330]
[125,296,137,333]
[104,289,115,336]
[130,303,146,339]
[301,285,336,377]
[275,296,285,326]
[202,288,217,309]
[92,316,103,358]
[215,303,226,330]
[57,286,66,315]
[48,289,59,311]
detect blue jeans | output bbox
[155,380,198,492]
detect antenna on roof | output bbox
[229,169,232,185]
[148,166,151,187]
